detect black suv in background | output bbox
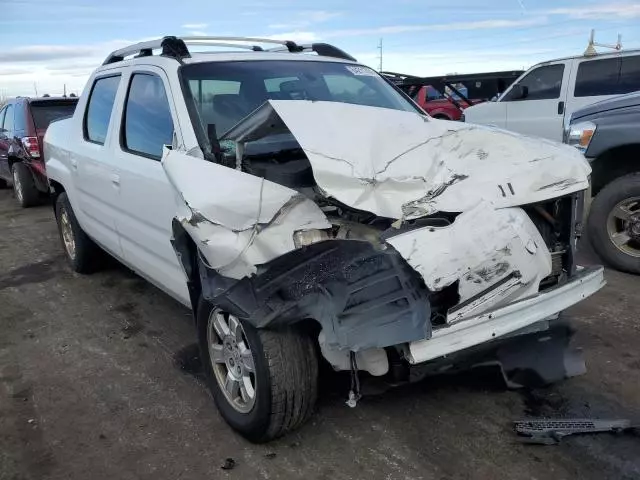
[0,97,78,207]
[565,91,640,273]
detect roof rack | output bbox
[102,36,356,65]
[266,43,357,62]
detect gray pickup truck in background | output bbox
[565,92,640,273]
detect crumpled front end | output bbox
[163,99,602,373]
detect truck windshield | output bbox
[180,60,421,142]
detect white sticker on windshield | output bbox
[346,66,377,76]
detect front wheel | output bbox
[588,173,640,274]
[197,298,318,442]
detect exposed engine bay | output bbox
[163,99,600,383]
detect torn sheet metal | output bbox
[162,150,330,278]
[223,100,591,220]
[386,202,552,320]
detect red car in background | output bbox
[383,70,523,121]
[0,96,78,207]
[410,85,481,120]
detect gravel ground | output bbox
[1,189,639,480]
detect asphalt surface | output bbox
[1,189,639,480]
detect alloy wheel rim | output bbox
[60,209,76,260]
[606,196,640,258]
[207,310,256,413]
[13,169,22,203]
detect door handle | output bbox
[110,173,120,186]
[557,101,565,115]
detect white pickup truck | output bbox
[45,36,604,443]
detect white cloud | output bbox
[265,31,321,43]
[182,23,208,29]
[322,16,547,38]
[269,10,340,30]
[187,31,209,37]
[0,39,132,97]
[547,3,640,19]
[356,48,555,77]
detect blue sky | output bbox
[1,0,639,96]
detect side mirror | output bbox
[510,84,529,100]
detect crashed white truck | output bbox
[44,37,605,442]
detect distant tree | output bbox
[43,93,50,97]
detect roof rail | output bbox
[102,36,356,65]
[267,43,357,62]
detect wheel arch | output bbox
[590,143,640,196]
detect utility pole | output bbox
[33,83,38,97]
[63,84,67,98]
[377,38,383,72]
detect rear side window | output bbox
[84,75,120,144]
[14,103,26,131]
[575,55,640,97]
[503,64,564,101]
[0,107,7,130]
[3,105,14,132]
[122,73,174,159]
[30,101,77,130]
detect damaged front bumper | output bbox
[405,265,604,364]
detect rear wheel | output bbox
[588,173,640,274]
[197,297,318,442]
[55,192,103,273]
[12,162,40,207]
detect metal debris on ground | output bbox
[514,418,636,445]
[221,457,236,470]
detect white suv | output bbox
[45,36,604,442]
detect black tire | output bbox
[12,162,40,207]
[432,114,450,120]
[588,173,640,274]
[197,297,318,443]
[55,192,103,273]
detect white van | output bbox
[463,49,640,142]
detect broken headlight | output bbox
[293,229,329,248]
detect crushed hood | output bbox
[222,100,591,220]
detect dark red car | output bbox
[0,97,78,207]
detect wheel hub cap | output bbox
[60,209,76,260]
[207,310,256,413]
[606,197,640,257]
[13,169,22,202]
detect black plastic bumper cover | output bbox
[199,240,432,351]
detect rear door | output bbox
[110,67,190,304]
[0,106,9,181]
[74,73,124,258]
[565,52,640,116]
[503,61,569,141]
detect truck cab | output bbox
[464,49,640,141]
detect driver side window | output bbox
[503,64,565,101]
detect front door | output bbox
[110,68,190,305]
[502,62,569,142]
